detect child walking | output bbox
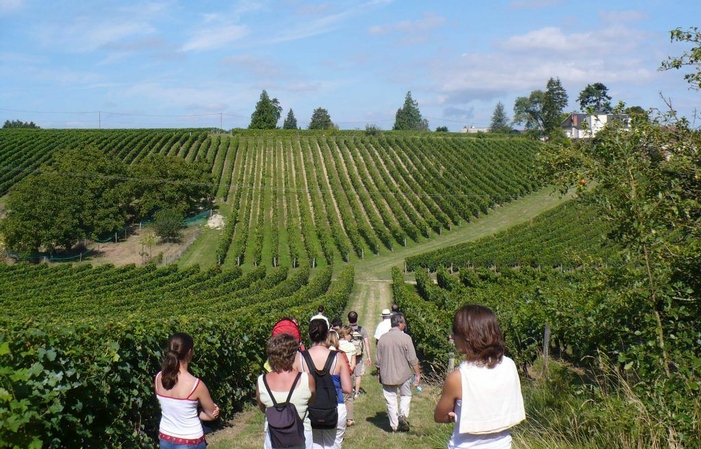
[434,305,525,448]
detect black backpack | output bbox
[262,372,306,449]
[301,350,339,429]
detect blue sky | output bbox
[0,0,698,130]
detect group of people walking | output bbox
[154,304,525,449]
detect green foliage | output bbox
[543,77,568,138]
[660,27,701,90]
[489,102,511,133]
[513,90,545,136]
[307,107,334,130]
[393,91,429,131]
[2,120,40,129]
[248,90,282,129]
[282,108,298,130]
[538,104,701,442]
[128,153,212,220]
[435,126,449,132]
[0,264,353,447]
[577,82,612,113]
[152,208,184,242]
[406,200,619,271]
[364,124,382,136]
[1,146,131,253]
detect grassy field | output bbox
[204,186,572,449]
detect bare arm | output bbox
[434,370,461,423]
[255,381,267,413]
[195,382,220,421]
[364,337,371,366]
[338,353,353,394]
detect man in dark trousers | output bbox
[375,313,421,432]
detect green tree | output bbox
[625,105,650,125]
[128,154,212,220]
[248,90,282,129]
[0,147,130,253]
[660,27,701,89]
[2,120,40,129]
[577,82,612,112]
[282,109,298,130]
[435,126,449,132]
[1,173,83,253]
[152,208,184,242]
[542,77,568,137]
[308,108,335,130]
[393,91,429,131]
[513,90,545,137]
[49,146,131,239]
[489,102,512,133]
[540,102,701,439]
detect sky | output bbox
[0,0,699,130]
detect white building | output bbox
[561,113,630,139]
[460,125,490,134]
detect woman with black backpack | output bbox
[257,333,317,449]
[300,318,352,449]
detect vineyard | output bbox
[0,129,543,268]
[0,261,353,448]
[0,128,550,447]
[406,200,621,271]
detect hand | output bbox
[212,404,220,419]
[365,357,371,366]
[413,373,420,387]
[448,412,456,422]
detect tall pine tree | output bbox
[283,109,298,129]
[393,91,429,131]
[489,102,511,133]
[249,90,282,129]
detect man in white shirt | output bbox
[374,309,392,343]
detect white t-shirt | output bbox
[373,318,391,340]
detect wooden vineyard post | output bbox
[543,322,551,379]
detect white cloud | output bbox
[33,7,162,53]
[182,23,249,51]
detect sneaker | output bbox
[346,419,356,427]
[398,415,410,432]
[353,392,360,399]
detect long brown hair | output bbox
[452,304,504,368]
[161,332,194,390]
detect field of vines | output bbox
[0,129,543,269]
[0,261,353,448]
[0,128,546,447]
[406,200,620,271]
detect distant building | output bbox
[460,125,490,134]
[561,113,630,139]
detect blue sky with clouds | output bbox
[1,0,698,130]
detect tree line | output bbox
[248,89,431,132]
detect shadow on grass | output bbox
[366,411,393,432]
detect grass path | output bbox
[206,186,570,449]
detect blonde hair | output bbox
[325,328,339,349]
[338,325,352,339]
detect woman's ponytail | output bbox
[160,333,194,390]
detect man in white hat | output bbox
[374,308,393,343]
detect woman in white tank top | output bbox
[433,305,525,449]
[155,332,220,449]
